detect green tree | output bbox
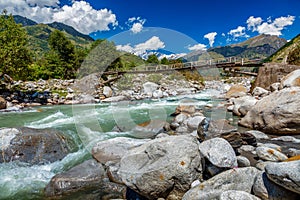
[160,57,169,65]
[146,54,159,64]
[0,11,32,80]
[46,30,77,79]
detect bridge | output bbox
[100,58,263,84]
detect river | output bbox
[0,89,236,199]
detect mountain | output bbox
[13,15,37,26]
[209,34,287,60]
[266,33,300,64]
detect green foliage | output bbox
[147,54,159,64]
[0,12,32,80]
[161,57,169,65]
[147,74,163,84]
[287,44,300,65]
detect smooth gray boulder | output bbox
[199,138,237,168]
[237,156,251,167]
[253,171,299,200]
[245,130,269,140]
[280,69,300,89]
[256,147,288,162]
[219,190,261,200]
[143,82,158,96]
[118,135,203,199]
[239,87,300,135]
[232,96,257,116]
[101,95,127,102]
[187,116,206,130]
[92,137,150,164]
[103,86,113,98]
[45,159,126,199]
[182,167,259,200]
[265,160,300,194]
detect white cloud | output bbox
[158,53,187,60]
[131,23,143,34]
[117,36,165,56]
[247,15,295,36]
[204,32,217,47]
[188,44,207,51]
[247,16,263,31]
[228,26,249,38]
[0,0,118,34]
[126,16,146,34]
[221,33,226,37]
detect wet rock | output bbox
[253,171,299,200]
[182,167,259,200]
[225,84,247,99]
[219,190,261,200]
[265,160,300,194]
[0,127,70,165]
[92,137,150,164]
[45,159,126,199]
[252,86,269,97]
[256,147,288,162]
[199,138,237,168]
[239,87,300,135]
[118,135,203,199]
[0,96,7,109]
[280,69,300,89]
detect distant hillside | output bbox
[48,22,94,41]
[209,34,287,59]
[13,15,37,26]
[266,34,300,64]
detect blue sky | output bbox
[1,0,300,55]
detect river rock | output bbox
[92,137,150,164]
[225,84,247,99]
[256,147,288,162]
[143,82,158,96]
[270,82,280,92]
[0,96,7,109]
[237,156,251,167]
[103,86,113,98]
[206,119,237,137]
[118,135,203,199]
[172,104,196,115]
[199,138,237,169]
[280,69,300,89]
[271,136,300,143]
[219,190,261,200]
[130,120,169,139]
[101,95,127,102]
[0,127,70,165]
[245,130,269,140]
[45,159,126,199]
[187,116,206,131]
[287,148,300,157]
[265,160,300,194]
[182,167,259,200]
[239,87,300,135]
[232,96,257,116]
[252,86,269,97]
[253,171,299,200]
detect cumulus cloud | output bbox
[116,36,165,56]
[126,16,146,34]
[247,15,295,36]
[204,32,217,47]
[0,0,118,34]
[247,16,263,31]
[188,44,207,51]
[158,53,187,60]
[228,26,249,38]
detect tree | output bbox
[160,57,169,65]
[146,54,159,64]
[46,30,77,79]
[287,45,300,65]
[0,11,32,80]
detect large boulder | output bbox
[280,69,300,89]
[225,84,247,99]
[239,87,300,135]
[0,127,71,165]
[253,171,299,200]
[182,167,259,200]
[92,137,150,164]
[130,120,169,139]
[45,159,126,199]
[118,135,203,199]
[232,96,257,116]
[143,82,158,96]
[103,86,113,98]
[199,138,237,169]
[0,96,7,110]
[265,160,300,194]
[219,190,261,200]
[256,146,288,162]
